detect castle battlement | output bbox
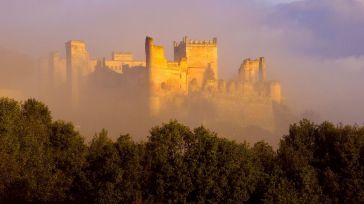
[51,36,283,130]
[174,36,217,48]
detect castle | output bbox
[49,36,282,134]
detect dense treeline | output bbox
[0,98,363,203]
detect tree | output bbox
[74,129,122,204]
[266,120,324,203]
[186,126,260,203]
[49,120,87,203]
[312,122,364,203]
[114,134,144,203]
[0,97,363,203]
[266,119,364,203]
[0,98,64,203]
[143,120,194,203]
[250,141,276,203]
[0,98,22,203]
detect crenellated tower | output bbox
[174,36,218,89]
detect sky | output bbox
[0,0,363,125]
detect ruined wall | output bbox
[239,57,266,83]
[194,56,282,133]
[237,57,281,103]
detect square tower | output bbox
[65,40,93,108]
[174,36,218,89]
[65,40,93,78]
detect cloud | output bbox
[330,56,364,72]
[267,0,364,58]
[239,0,364,125]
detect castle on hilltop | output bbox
[49,36,283,134]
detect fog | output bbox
[0,0,363,145]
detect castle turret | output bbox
[145,36,154,70]
[174,36,218,89]
[145,36,164,116]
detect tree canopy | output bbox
[0,98,362,203]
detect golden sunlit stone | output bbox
[50,36,283,133]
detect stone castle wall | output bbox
[174,36,218,88]
[146,37,188,115]
[50,36,283,133]
[104,52,145,74]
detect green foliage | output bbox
[0,98,87,203]
[265,119,364,203]
[0,98,363,203]
[143,122,268,203]
[72,130,144,204]
[143,121,193,203]
[251,141,275,203]
[185,126,258,203]
[0,98,21,202]
[50,121,87,202]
